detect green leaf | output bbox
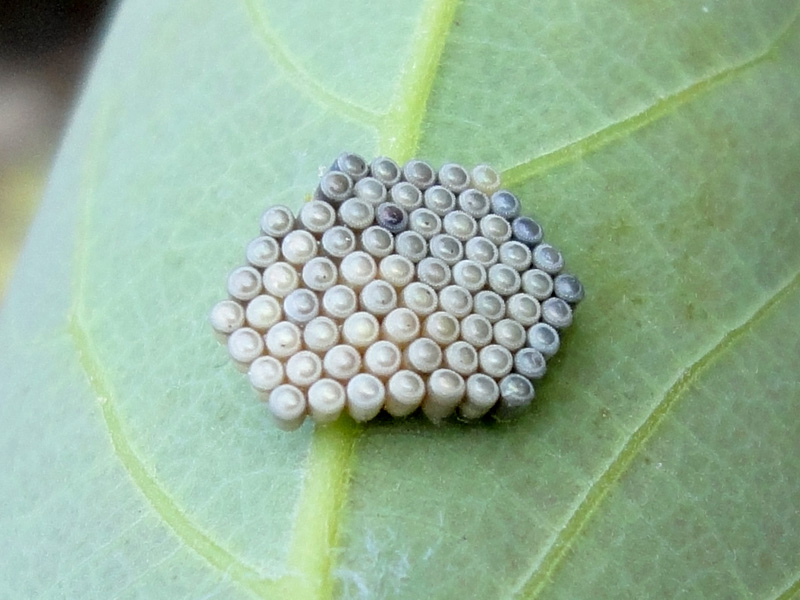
[1,0,799,597]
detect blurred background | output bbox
[0,0,108,301]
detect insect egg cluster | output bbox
[210,153,584,430]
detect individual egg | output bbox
[354,176,388,205]
[527,323,561,358]
[323,345,362,380]
[246,236,280,269]
[400,281,439,317]
[260,205,295,238]
[321,285,358,320]
[402,159,437,190]
[423,185,457,216]
[245,295,282,331]
[479,214,512,245]
[342,312,380,348]
[339,197,375,231]
[390,182,424,212]
[318,170,354,202]
[395,231,428,263]
[471,164,501,195]
[443,210,477,241]
[340,251,377,289]
[460,314,494,349]
[268,385,307,431]
[283,288,319,325]
[308,379,346,424]
[302,257,338,292]
[478,344,514,379]
[360,280,398,316]
[210,299,245,342]
[370,156,402,186]
[385,370,426,417]
[429,234,464,266]
[511,217,544,246]
[423,311,461,346]
[422,369,465,423]
[457,189,491,219]
[541,297,574,329]
[321,225,356,259]
[495,374,535,421]
[381,308,421,346]
[514,347,547,380]
[303,316,340,353]
[265,321,303,359]
[332,152,369,181]
[464,236,499,267]
[521,269,554,300]
[227,266,262,301]
[281,230,318,266]
[346,374,386,422]
[376,202,409,234]
[499,241,533,272]
[438,163,470,193]
[438,285,474,319]
[408,207,442,239]
[263,262,299,298]
[505,293,541,327]
[379,254,415,288]
[490,190,521,219]
[532,243,564,274]
[459,374,500,420]
[249,356,284,396]
[364,340,403,378]
[416,257,451,290]
[451,260,487,292]
[361,226,395,259]
[554,273,585,304]
[285,351,323,388]
[228,327,264,370]
[299,200,336,234]
[404,338,443,373]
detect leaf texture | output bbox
[1,0,799,598]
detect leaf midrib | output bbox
[69,1,464,599]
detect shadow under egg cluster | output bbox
[210,153,584,430]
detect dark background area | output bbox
[0,0,108,298]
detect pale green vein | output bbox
[379,0,462,160]
[67,314,276,600]
[68,0,463,596]
[69,102,363,600]
[273,420,362,599]
[513,270,800,599]
[69,102,276,600]
[776,574,800,600]
[280,1,463,597]
[502,7,800,188]
[244,0,381,128]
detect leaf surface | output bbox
[1,0,799,598]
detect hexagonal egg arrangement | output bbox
[210,153,584,430]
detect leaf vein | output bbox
[69,102,276,600]
[286,1,464,597]
[513,270,800,599]
[243,0,382,128]
[67,313,277,600]
[502,6,800,187]
[775,572,800,600]
[378,0,463,160]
